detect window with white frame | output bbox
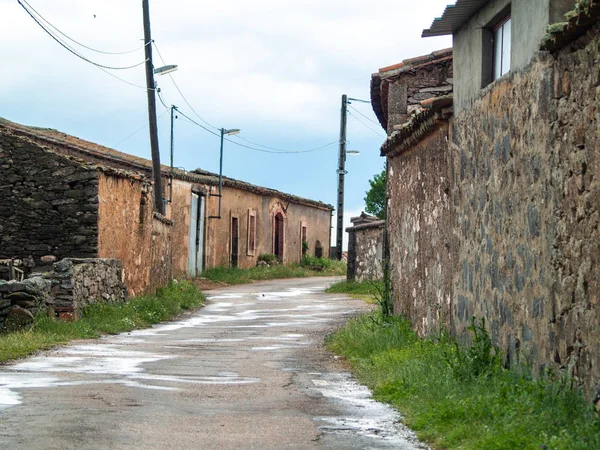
[493,16,511,80]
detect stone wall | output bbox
[149,214,173,292]
[387,125,455,336]
[0,258,126,327]
[386,27,600,393]
[97,172,153,297]
[0,128,99,263]
[346,221,385,282]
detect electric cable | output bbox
[18,0,148,70]
[348,104,383,127]
[153,42,220,131]
[347,110,386,138]
[20,0,150,55]
[176,109,338,154]
[112,109,170,148]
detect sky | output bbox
[0,0,452,249]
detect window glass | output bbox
[502,18,511,76]
[493,17,511,81]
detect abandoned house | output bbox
[0,119,332,296]
[372,0,600,394]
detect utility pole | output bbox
[168,104,176,204]
[336,94,348,261]
[142,0,163,214]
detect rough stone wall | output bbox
[0,129,99,263]
[168,179,195,279]
[54,258,126,317]
[0,258,125,327]
[97,173,153,297]
[149,215,173,292]
[0,277,51,328]
[449,32,600,390]
[387,125,455,336]
[385,58,453,133]
[346,221,385,282]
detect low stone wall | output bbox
[49,258,127,318]
[0,258,126,328]
[0,277,52,330]
[346,221,385,282]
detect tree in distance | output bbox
[364,166,386,220]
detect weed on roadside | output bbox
[327,312,600,449]
[0,280,205,363]
[202,258,346,285]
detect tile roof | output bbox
[371,48,453,134]
[0,118,332,211]
[380,95,453,157]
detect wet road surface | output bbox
[0,277,425,449]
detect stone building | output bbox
[346,213,385,282]
[372,0,600,394]
[0,119,332,296]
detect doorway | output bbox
[188,193,205,276]
[274,212,284,261]
[231,217,239,268]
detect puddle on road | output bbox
[312,372,427,449]
[0,341,260,411]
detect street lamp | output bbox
[210,128,241,219]
[154,64,178,76]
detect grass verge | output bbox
[325,279,383,304]
[201,258,346,285]
[326,313,600,450]
[0,280,205,363]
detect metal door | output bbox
[196,195,205,274]
[188,193,199,277]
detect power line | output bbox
[112,109,170,148]
[176,109,338,154]
[20,0,149,55]
[153,42,339,154]
[18,0,148,70]
[348,104,382,128]
[153,42,219,131]
[348,110,386,138]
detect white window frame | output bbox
[493,16,511,81]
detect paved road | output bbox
[0,277,424,449]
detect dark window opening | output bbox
[315,240,323,259]
[248,212,256,256]
[274,213,284,261]
[231,217,239,268]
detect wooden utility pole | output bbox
[142,0,163,214]
[335,94,348,260]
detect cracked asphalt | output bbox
[0,277,425,449]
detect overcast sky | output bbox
[1,0,452,249]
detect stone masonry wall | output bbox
[46,258,126,318]
[387,125,455,336]
[450,31,600,390]
[0,129,99,263]
[347,221,385,282]
[384,22,600,395]
[0,258,126,327]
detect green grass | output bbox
[201,258,346,285]
[0,280,205,363]
[325,279,383,304]
[326,313,600,450]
